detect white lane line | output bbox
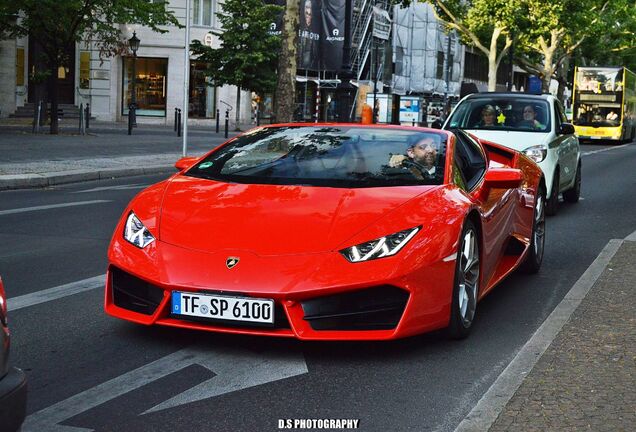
[71,184,148,194]
[0,200,111,216]
[454,238,623,432]
[8,275,105,311]
[581,143,630,156]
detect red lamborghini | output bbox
[105,124,545,340]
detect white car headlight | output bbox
[123,212,155,248]
[340,226,420,263]
[523,145,547,163]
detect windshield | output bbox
[573,103,622,126]
[447,98,551,133]
[186,126,448,188]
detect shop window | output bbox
[189,62,217,118]
[79,51,90,89]
[436,51,444,79]
[122,57,168,117]
[16,48,25,86]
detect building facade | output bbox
[0,0,252,124]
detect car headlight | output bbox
[523,145,547,163]
[340,226,420,263]
[123,212,156,248]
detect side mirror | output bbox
[175,156,199,171]
[558,122,575,135]
[484,168,522,189]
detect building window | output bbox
[436,51,444,79]
[122,57,168,117]
[464,51,488,82]
[79,51,90,89]
[16,48,25,86]
[189,62,217,118]
[193,0,214,26]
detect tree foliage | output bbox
[191,0,282,96]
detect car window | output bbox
[186,126,448,188]
[452,130,486,191]
[447,98,552,132]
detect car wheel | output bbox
[562,161,581,203]
[448,220,480,339]
[521,186,546,274]
[545,170,559,216]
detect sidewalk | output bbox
[0,120,247,190]
[487,238,635,431]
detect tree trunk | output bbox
[49,64,59,135]
[541,50,555,93]
[488,51,498,91]
[235,86,241,131]
[274,0,299,123]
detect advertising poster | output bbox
[399,97,420,123]
[366,94,391,123]
[321,0,346,71]
[298,0,322,70]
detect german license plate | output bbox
[171,291,274,324]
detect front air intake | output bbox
[301,286,409,331]
[111,267,164,315]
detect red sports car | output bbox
[105,124,545,340]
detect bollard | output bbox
[128,109,133,135]
[224,109,229,138]
[85,103,90,129]
[32,100,40,133]
[216,109,220,133]
[412,119,415,127]
[256,108,260,126]
[177,109,182,137]
[174,107,178,131]
[79,103,84,134]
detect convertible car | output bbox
[105,124,545,340]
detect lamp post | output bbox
[128,32,140,135]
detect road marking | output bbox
[0,200,111,216]
[454,238,623,432]
[626,229,636,242]
[581,143,630,156]
[71,184,149,193]
[22,345,308,432]
[8,275,105,311]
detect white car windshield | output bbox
[186,126,448,188]
[447,98,551,133]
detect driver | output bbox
[388,136,440,180]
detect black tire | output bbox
[562,161,581,203]
[545,170,559,216]
[448,219,480,339]
[521,186,546,274]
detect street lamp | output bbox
[128,31,140,135]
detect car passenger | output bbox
[474,105,498,127]
[518,105,545,130]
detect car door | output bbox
[554,100,579,186]
[550,100,575,187]
[452,131,515,289]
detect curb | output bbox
[0,165,175,191]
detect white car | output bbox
[443,93,581,215]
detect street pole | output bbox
[508,31,515,91]
[443,31,452,116]
[182,0,191,157]
[372,38,378,124]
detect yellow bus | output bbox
[572,66,636,142]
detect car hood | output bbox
[464,129,550,151]
[157,175,435,256]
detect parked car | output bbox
[444,93,581,215]
[0,276,27,432]
[105,124,544,340]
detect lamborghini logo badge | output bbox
[226,257,240,269]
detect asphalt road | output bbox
[1,141,634,432]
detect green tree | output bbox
[191,0,282,129]
[2,0,180,134]
[274,0,299,123]
[429,0,521,91]
[514,0,613,93]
